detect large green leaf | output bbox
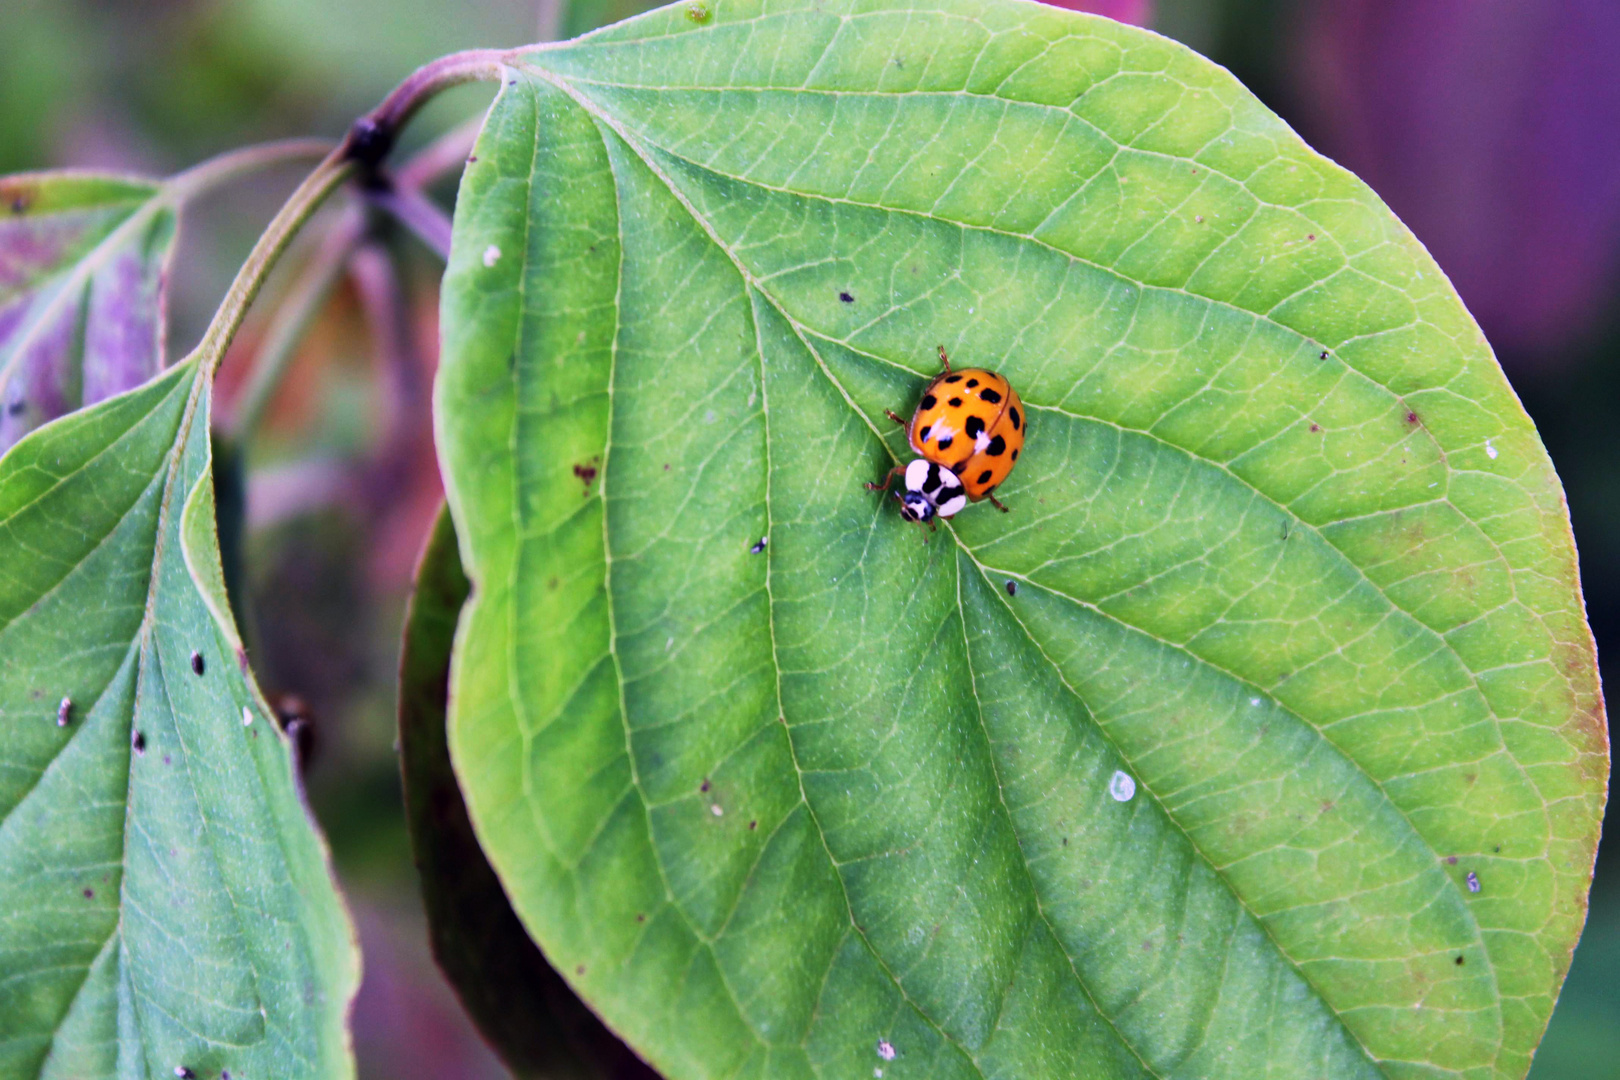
[398,505,661,1080]
[0,358,358,1077]
[434,3,1609,1078]
[0,172,177,454]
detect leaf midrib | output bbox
[518,58,1506,1079]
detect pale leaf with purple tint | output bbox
[0,172,176,452]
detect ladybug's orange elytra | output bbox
[867,345,1026,525]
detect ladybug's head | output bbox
[897,490,936,524]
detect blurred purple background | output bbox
[3,1,1613,1076]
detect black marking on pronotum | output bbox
[1005,580,1017,597]
[986,435,1006,456]
[132,731,146,755]
[1466,871,1481,893]
[979,387,1002,404]
[838,291,854,303]
[922,464,943,494]
[750,536,767,554]
[964,415,985,438]
[920,394,937,410]
[57,697,72,726]
[190,651,205,676]
[977,469,993,484]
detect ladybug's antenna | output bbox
[936,344,951,374]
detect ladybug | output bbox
[867,346,1025,524]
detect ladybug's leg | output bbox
[987,493,1011,513]
[936,344,952,375]
[864,464,906,492]
[883,409,907,426]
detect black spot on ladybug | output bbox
[977,469,992,484]
[920,394,937,410]
[1011,448,1019,460]
[986,435,1006,456]
[936,436,954,451]
[964,415,985,438]
[190,651,204,676]
[839,292,854,303]
[965,378,979,388]
[133,731,146,754]
[979,388,1002,404]
[944,374,962,383]
[948,397,963,408]
[1005,580,1017,596]
[1008,406,1020,430]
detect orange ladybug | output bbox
[867,346,1025,524]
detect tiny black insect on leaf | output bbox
[190,651,205,676]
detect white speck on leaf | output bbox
[704,409,717,423]
[711,804,723,817]
[242,706,253,727]
[1250,696,1262,707]
[1485,439,1498,460]
[483,244,501,267]
[1109,770,1136,802]
[877,1040,896,1061]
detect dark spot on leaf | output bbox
[936,436,953,451]
[133,731,146,754]
[468,155,478,164]
[920,394,936,410]
[1308,234,1316,241]
[163,755,171,766]
[1319,350,1329,360]
[1310,423,1321,432]
[979,387,1002,404]
[190,651,205,676]
[1406,411,1419,424]
[948,397,963,408]
[748,820,757,829]
[839,291,854,303]
[750,536,767,554]
[636,913,646,922]
[547,577,559,590]
[175,1068,196,1080]
[1062,837,1068,845]
[576,964,586,974]
[1005,580,1017,596]
[977,469,993,484]
[663,463,670,471]
[1455,955,1465,965]
[1445,855,1458,866]
[573,460,599,492]
[83,888,94,899]
[1494,845,1501,853]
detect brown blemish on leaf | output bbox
[1406,410,1420,425]
[573,456,601,494]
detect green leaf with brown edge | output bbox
[0,172,177,454]
[399,503,663,1080]
[434,3,1609,1078]
[0,354,358,1078]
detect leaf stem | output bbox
[190,48,509,379]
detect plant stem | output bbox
[191,49,509,379]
